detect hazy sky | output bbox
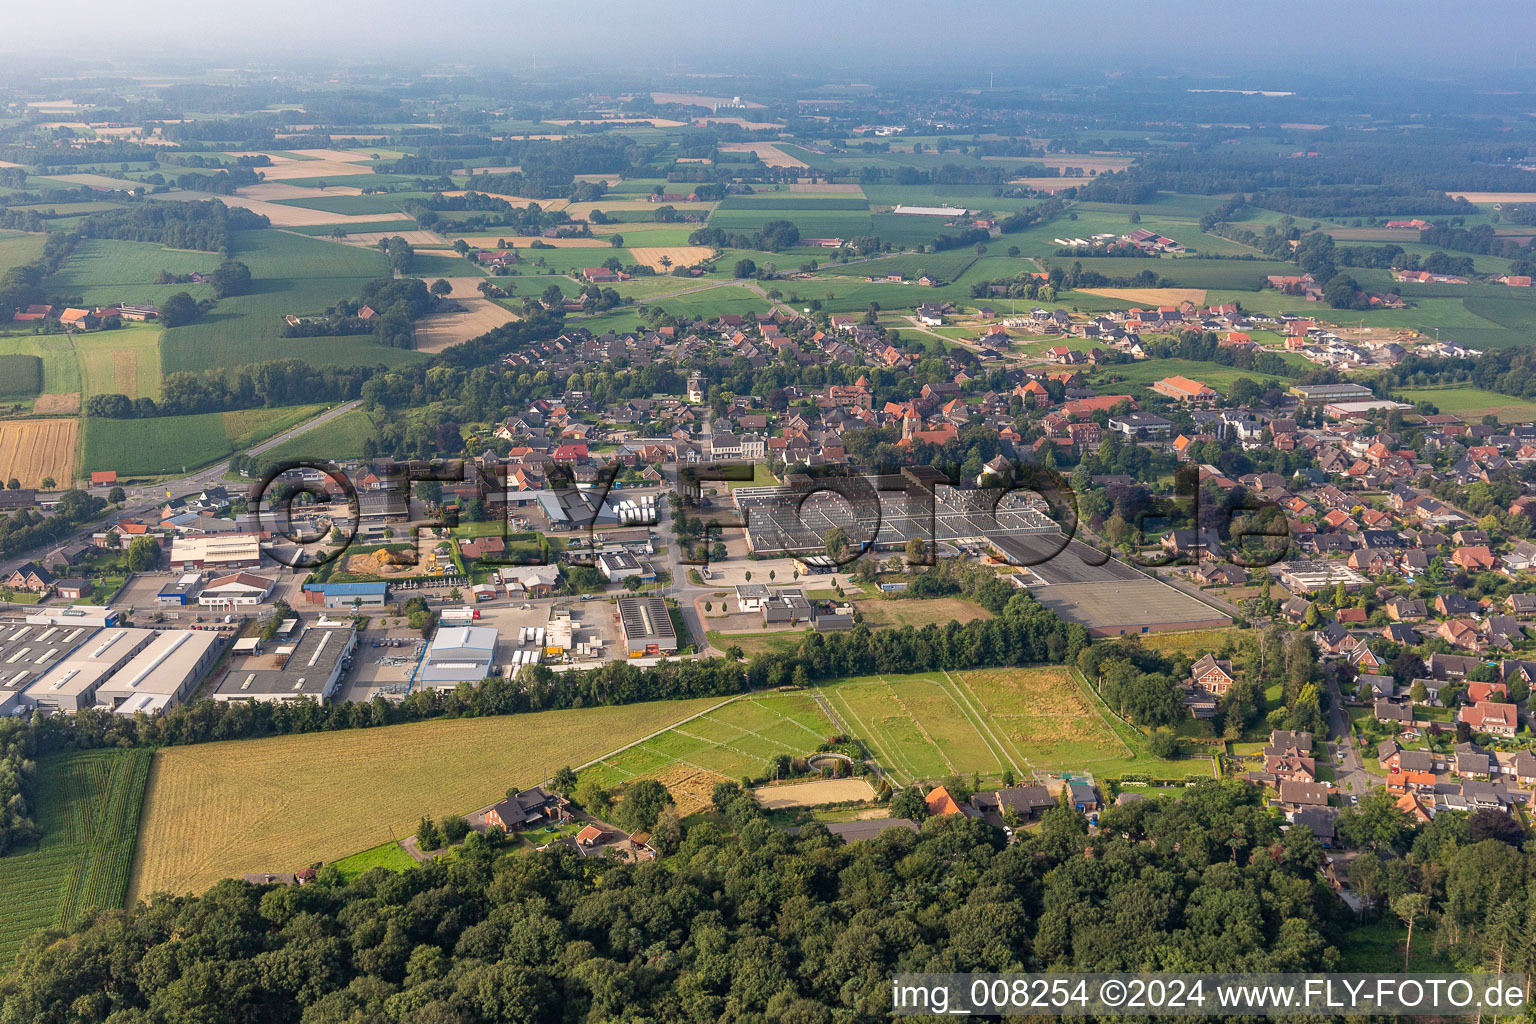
[3,0,1534,76]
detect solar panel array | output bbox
[734,484,1058,556]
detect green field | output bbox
[159,230,428,377]
[46,238,217,308]
[0,334,82,396]
[819,250,981,282]
[270,192,430,215]
[258,406,378,463]
[72,322,163,400]
[1092,357,1297,399]
[820,668,1213,788]
[1039,256,1299,292]
[1394,385,1536,422]
[0,233,46,278]
[580,668,1213,805]
[579,691,839,808]
[0,748,151,962]
[81,403,326,475]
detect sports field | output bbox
[0,748,151,960]
[579,691,838,814]
[128,698,723,898]
[819,668,1213,787]
[1395,385,1536,422]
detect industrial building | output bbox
[734,478,1056,556]
[168,533,262,570]
[0,619,95,715]
[157,573,202,606]
[213,623,356,703]
[417,625,498,691]
[302,581,389,609]
[93,630,224,715]
[199,572,276,609]
[25,627,158,713]
[617,596,678,657]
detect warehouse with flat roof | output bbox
[0,620,95,714]
[417,625,498,690]
[617,596,678,657]
[213,623,356,703]
[25,627,158,713]
[94,629,224,715]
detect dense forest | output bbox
[79,201,269,253]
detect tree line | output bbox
[0,779,1369,1022]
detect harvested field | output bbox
[1443,192,1536,204]
[790,182,866,194]
[33,392,81,414]
[1006,177,1086,193]
[153,190,412,228]
[332,229,445,247]
[627,245,714,271]
[231,153,375,181]
[129,698,722,898]
[754,778,876,809]
[693,117,784,131]
[412,299,520,353]
[1080,287,1209,306]
[408,276,487,299]
[455,235,609,248]
[546,117,686,127]
[645,764,724,817]
[0,418,79,487]
[237,182,363,200]
[719,142,808,168]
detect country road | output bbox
[0,400,365,578]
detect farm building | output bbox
[617,596,677,657]
[484,786,563,831]
[211,623,356,704]
[416,625,498,691]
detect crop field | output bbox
[73,323,162,400]
[708,207,875,239]
[1092,358,1295,397]
[717,196,869,211]
[0,353,42,398]
[0,748,151,961]
[0,232,46,277]
[579,692,839,812]
[80,403,324,475]
[129,698,722,898]
[819,250,980,282]
[818,668,1210,788]
[0,418,78,486]
[46,238,216,308]
[160,230,428,376]
[1395,385,1536,422]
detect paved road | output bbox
[1326,670,1372,800]
[0,400,364,578]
